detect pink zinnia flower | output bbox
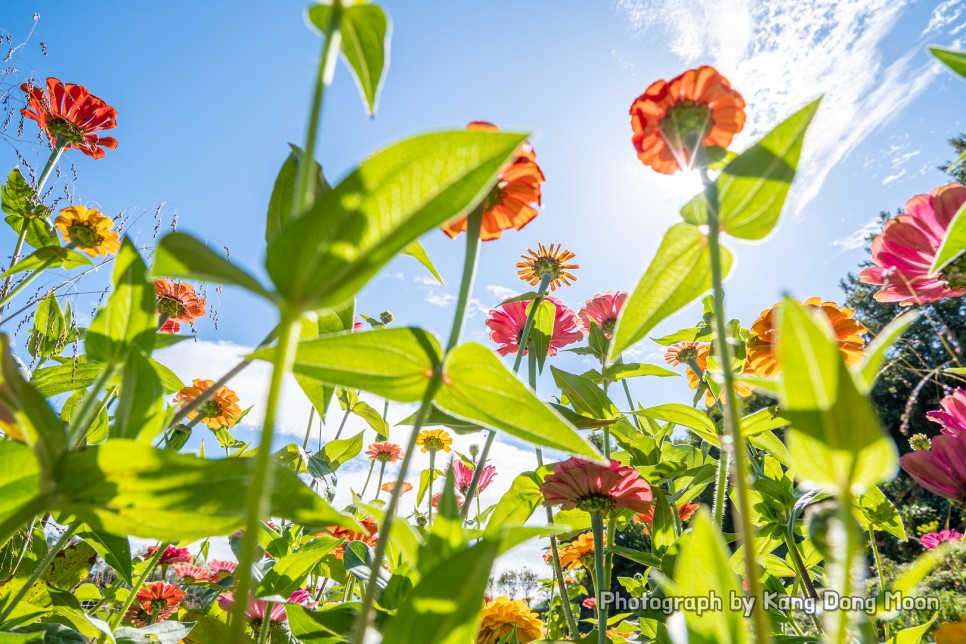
[208,559,237,581]
[353,316,364,332]
[452,459,497,495]
[366,441,403,463]
[928,388,966,436]
[171,563,210,582]
[859,183,966,305]
[145,545,193,565]
[486,296,582,357]
[431,492,464,509]
[217,589,316,625]
[900,431,966,502]
[921,529,963,549]
[582,597,597,609]
[577,292,628,339]
[541,458,652,514]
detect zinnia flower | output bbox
[54,205,120,257]
[160,319,181,334]
[207,559,237,581]
[629,66,746,174]
[516,243,578,291]
[900,431,966,503]
[155,279,206,324]
[323,517,378,560]
[664,341,702,367]
[431,491,464,509]
[477,596,544,644]
[928,388,966,436]
[171,563,210,582]
[578,292,628,339]
[441,122,544,241]
[541,458,652,514]
[685,344,754,406]
[145,545,193,565]
[366,441,403,462]
[633,502,699,534]
[920,529,963,549]
[173,379,242,430]
[381,480,413,495]
[936,616,966,644]
[124,581,184,626]
[746,298,867,378]
[452,459,497,495]
[486,297,582,357]
[21,77,118,159]
[556,532,595,571]
[582,597,597,609]
[217,589,315,627]
[416,428,452,453]
[859,183,966,305]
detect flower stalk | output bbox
[591,511,607,644]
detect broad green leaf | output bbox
[930,201,966,275]
[256,327,442,402]
[265,129,527,310]
[321,431,364,470]
[550,366,620,420]
[529,299,555,372]
[85,239,156,363]
[31,362,102,398]
[776,298,839,410]
[856,310,918,392]
[692,100,820,240]
[396,404,484,434]
[402,239,443,284]
[854,485,906,541]
[0,441,42,540]
[2,168,56,250]
[27,293,67,359]
[931,46,966,78]
[635,404,717,444]
[349,400,388,437]
[255,537,342,599]
[435,343,604,462]
[113,351,165,441]
[287,603,358,643]
[600,362,677,381]
[74,523,132,584]
[610,223,732,359]
[309,3,391,117]
[53,440,359,541]
[266,144,331,241]
[295,302,354,418]
[152,232,273,301]
[485,472,542,536]
[0,247,91,277]
[887,614,937,644]
[113,622,195,644]
[0,624,86,642]
[381,539,499,644]
[149,357,185,394]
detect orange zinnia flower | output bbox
[381,480,413,494]
[685,344,754,406]
[366,441,403,463]
[155,279,206,324]
[125,581,184,626]
[556,531,596,571]
[21,77,118,159]
[632,502,699,534]
[173,379,242,430]
[54,205,120,257]
[440,121,544,241]
[746,298,867,378]
[323,517,378,559]
[664,341,702,367]
[629,66,745,174]
[516,243,578,291]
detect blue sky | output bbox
[1,0,964,564]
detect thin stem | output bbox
[591,512,607,644]
[427,451,436,525]
[374,461,386,501]
[334,406,351,440]
[712,448,730,527]
[227,311,302,642]
[783,529,823,634]
[293,1,343,215]
[620,378,642,430]
[257,604,273,644]
[0,241,79,312]
[300,407,316,453]
[69,364,118,448]
[829,488,857,642]
[360,460,376,498]
[0,524,76,622]
[700,165,769,643]
[109,541,167,630]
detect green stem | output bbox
[373,461,385,500]
[293,1,343,215]
[360,460,376,498]
[783,529,823,634]
[830,488,857,642]
[591,511,607,644]
[227,311,302,642]
[427,451,436,525]
[257,604,273,644]
[0,524,76,622]
[870,527,888,643]
[333,406,351,440]
[700,165,769,643]
[0,241,78,312]
[300,407,316,453]
[69,364,118,448]
[620,378,642,430]
[109,541,167,630]
[713,448,729,527]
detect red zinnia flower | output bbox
[928,388,966,436]
[582,597,597,609]
[629,66,745,174]
[578,292,628,339]
[155,279,206,324]
[431,491,464,509]
[322,518,378,559]
[632,502,699,534]
[145,545,193,565]
[900,431,966,503]
[366,441,403,463]
[441,122,544,241]
[21,77,118,159]
[125,581,184,626]
[859,183,966,305]
[160,319,181,334]
[486,297,582,357]
[541,458,652,514]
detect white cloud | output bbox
[485,284,517,303]
[832,216,883,251]
[922,0,964,36]
[425,292,455,308]
[614,0,949,215]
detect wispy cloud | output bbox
[832,217,882,252]
[614,0,952,215]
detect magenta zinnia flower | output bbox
[541,458,652,514]
[577,292,628,339]
[145,545,193,565]
[452,459,497,495]
[900,431,966,503]
[486,296,582,357]
[921,529,963,549]
[217,589,316,626]
[859,183,966,305]
[928,388,966,436]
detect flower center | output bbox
[200,400,223,419]
[157,296,187,319]
[602,318,616,334]
[532,256,563,280]
[659,102,712,151]
[375,451,394,462]
[941,253,966,290]
[149,598,168,614]
[47,117,86,145]
[677,346,698,362]
[68,222,101,249]
[422,437,444,452]
[483,184,505,213]
[575,494,616,513]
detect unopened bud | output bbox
[469,444,480,458]
[909,433,931,451]
[380,311,394,325]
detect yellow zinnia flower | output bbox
[556,531,595,571]
[477,596,543,644]
[54,205,120,257]
[936,616,966,644]
[173,379,242,430]
[416,428,452,453]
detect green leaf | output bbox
[529,299,555,373]
[2,168,56,250]
[255,537,342,599]
[854,485,906,541]
[53,440,359,542]
[74,523,132,584]
[396,405,483,434]
[600,362,677,381]
[265,129,527,310]
[610,223,732,359]
[256,327,442,403]
[634,404,717,444]
[113,622,195,644]
[402,239,443,284]
[0,247,91,277]
[485,472,542,536]
[320,431,364,470]
[381,539,499,644]
[287,603,358,643]
[85,239,156,363]
[112,351,165,441]
[30,362,101,397]
[309,3,391,117]
[296,303,354,417]
[266,144,331,241]
[0,441,42,538]
[435,343,604,462]
[929,200,966,275]
[550,367,620,420]
[27,293,67,359]
[931,46,966,78]
[887,614,937,644]
[152,232,273,301]
[349,400,389,437]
